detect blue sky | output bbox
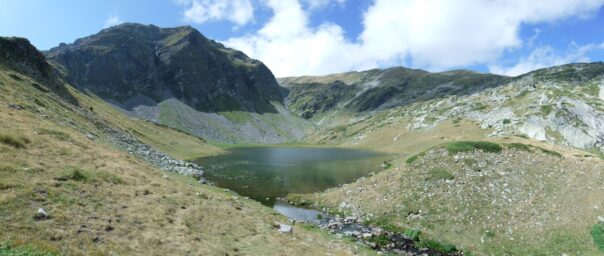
[1,0,604,77]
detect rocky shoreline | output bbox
[101,125,208,182]
[307,214,462,256]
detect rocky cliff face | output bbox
[0,37,76,102]
[46,23,283,113]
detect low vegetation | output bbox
[592,222,604,252]
[0,242,54,256]
[0,134,29,148]
[296,144,604,255]
[444,141,502,154]
[426,167,454,181]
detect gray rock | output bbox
[7,103,23,110]
[33,208,50,221]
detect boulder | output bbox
[33,208,50,221]
[278,224,292,234]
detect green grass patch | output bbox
[404,229,421,241]
[416,239,457,254]
[444,141,502,154]
[0,134,30,149]
[406,152,426,165]
[426,167,454,181]
[592,223,604,252]
[0,242,54,256]
[406,155,419,164]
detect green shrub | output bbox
[592,223,604,252]
[0,134,29,148]
[502,119,511,124]
[445,141,502,154]
[427,168,454,181]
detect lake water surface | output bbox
[194,146,392,207]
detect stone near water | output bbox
[278,224,292,234]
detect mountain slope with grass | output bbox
[46,23,312,144]
[280,67,506,122]
[288,63,604,157]
[281,63,604,255]
[291,140,604,255]
[0,37,370,256]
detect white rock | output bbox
[278,224,292,233]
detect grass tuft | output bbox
[0,242,54,256]
[0,134,29,148]
[592,223,604,252]
[404,229,421,241]
[426,168,454,181]
[538,148,563,158]
[506,143,532,152]
[416,239,457,254]
[37,129,71,141]
[445,141,502,154]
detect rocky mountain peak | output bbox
[46,23,283,113]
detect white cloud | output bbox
[178,0,254,26]
[103,14,123,28]
[224,0,604,77]
[304,0,345,10]
[489,42,604,76]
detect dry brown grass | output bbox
[0,67,372,255]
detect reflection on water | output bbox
[194,146,392,206]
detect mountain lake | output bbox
[194,146,393,221]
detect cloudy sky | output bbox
[1,0,604,77]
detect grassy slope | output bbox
[293,83,604,254]
[292,137,604,255]
[0,67,372,255]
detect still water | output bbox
[194,146,392,207]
